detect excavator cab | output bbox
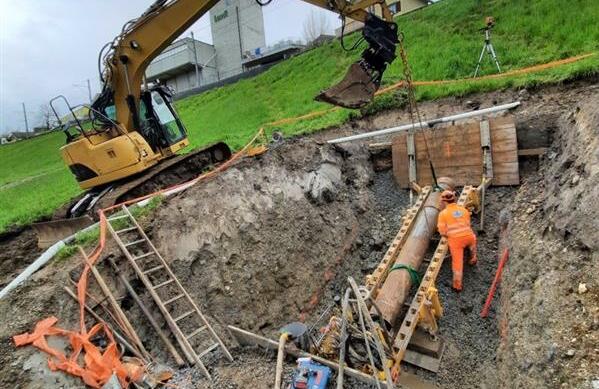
[137,85,188,154]
[55,83,190,191]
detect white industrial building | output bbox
[146,0,267,93]
[210,0,266,79]
[146,38,219,92]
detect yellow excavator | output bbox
[38,0,399,243]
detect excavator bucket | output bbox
[315,14,399,109]
[32,216,94,248]
[315,62,378,109]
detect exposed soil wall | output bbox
[0,227,42,289]
[148,138,373,334]
[0,257,83,388]
[1,80,598,389]
[496,90,599,388]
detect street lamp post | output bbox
[73,79,93,104]
[86,79,92,103]
[190,31,201,87]
[22,102,29,135]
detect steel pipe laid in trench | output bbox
[373,190,445,328]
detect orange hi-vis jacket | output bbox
[437,203,474,238]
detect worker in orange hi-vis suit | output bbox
[437,190,478,291]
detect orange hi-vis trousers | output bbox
[447,232,477,291]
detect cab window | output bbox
[152,91,185,144]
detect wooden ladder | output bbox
[105,205,233,379]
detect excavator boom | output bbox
[97,0,398,130]
[43,0,399,247]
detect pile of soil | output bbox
[148,137,373,335]
[0,227,42,288]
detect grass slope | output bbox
[177,0,599,148]
[1,0,598,232]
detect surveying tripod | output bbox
[473,18,501,77]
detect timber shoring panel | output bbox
[392,116,519,187]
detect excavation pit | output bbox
[1,80,598,388]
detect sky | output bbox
[0,0,340,134]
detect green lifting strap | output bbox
[390,263,422,285]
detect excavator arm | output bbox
[98,0,399,132]
[42,0,399,246]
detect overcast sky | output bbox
[0,0,340,134]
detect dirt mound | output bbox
[496,90,599,387]
[148,138,373,336]
[0,227,42,288]
[0,256,83,388]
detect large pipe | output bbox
[327,101,520,144]
[374,190,445,328]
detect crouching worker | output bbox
[437,190,478,291]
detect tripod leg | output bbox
[474,44,486,77]
[488,43,501,72]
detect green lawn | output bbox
[1,0,598,232]
[176,0,599,148]
[0,132,81,230]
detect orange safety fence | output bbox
[14,129,268,388]
[13,317,144,388]
[377,52,596,95]
[263,52,596,129]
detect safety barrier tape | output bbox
[263,52,597,129]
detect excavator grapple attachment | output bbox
[316,14,399,109]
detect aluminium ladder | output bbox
[105,205,232,380]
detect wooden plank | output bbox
[392,116,519,188]
[491,162,520,185]
[518,147,547,156]
[403,349,442,373]
[392,134,409,187]
[492,151,520,164]
[369,142,392,150]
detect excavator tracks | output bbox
[96,141,231,211]
[36,143,231,247]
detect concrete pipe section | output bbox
[373,178,454,328]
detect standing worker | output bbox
[437,190,478,291]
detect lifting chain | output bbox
[398,31,439,192]
[397,32,424,132]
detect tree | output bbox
[37,104,55,131]
[302,10,332,45]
